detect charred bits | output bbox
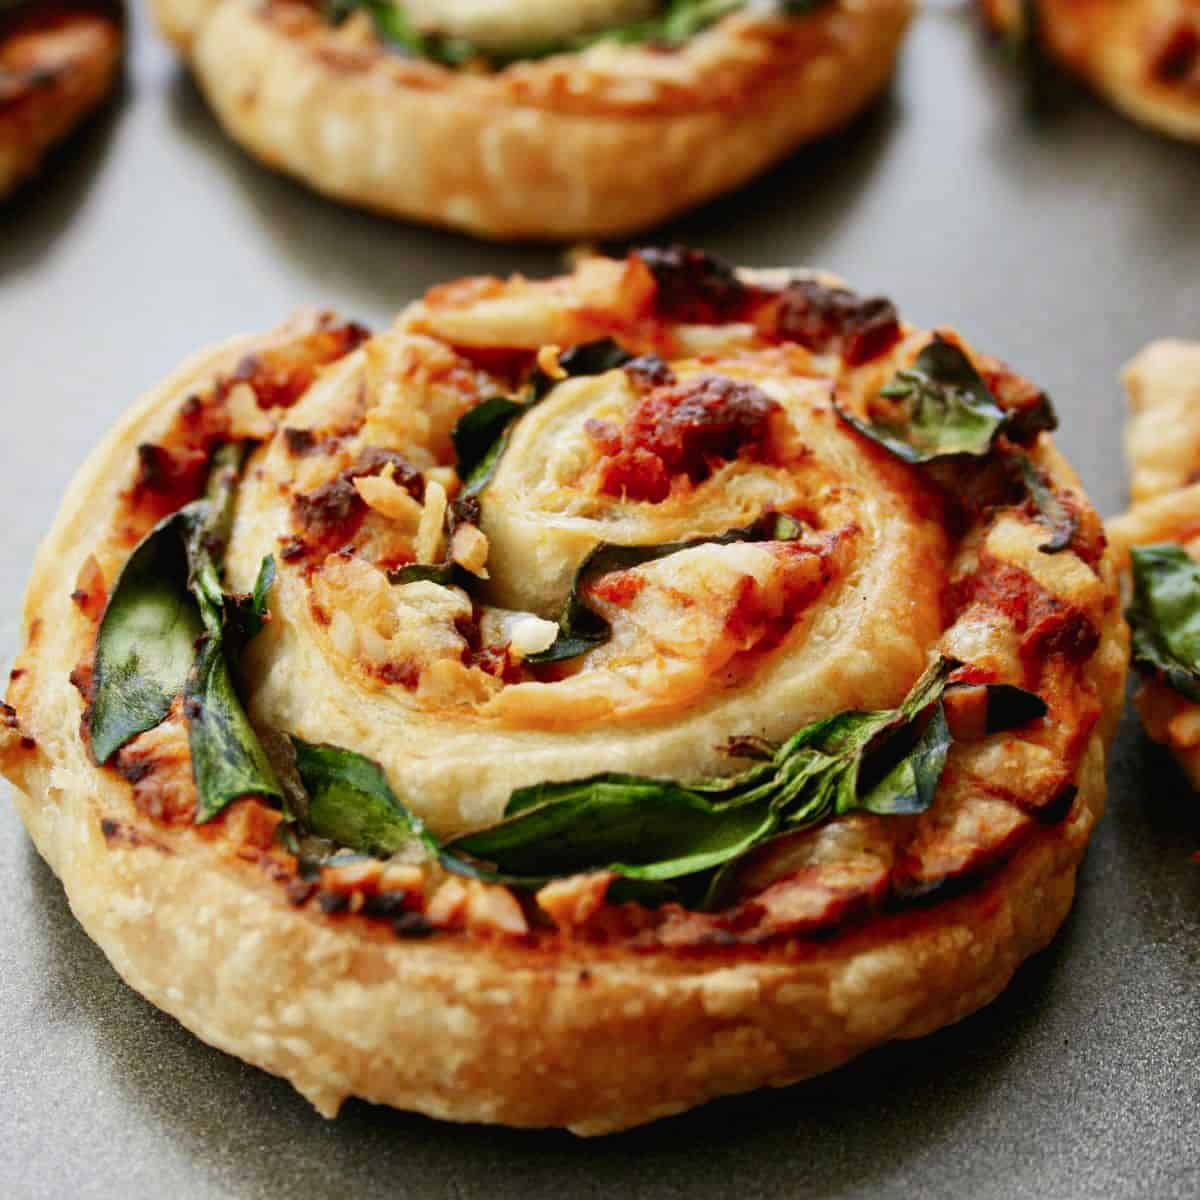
[591,374,780,502]
[775,280,902,366]
[636,245,754,324]
[290,449,424,559]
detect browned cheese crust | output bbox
[980,0,1200,141]
[1108,339,1200,785]
[0,0,122,197]
[146,0,912,239]
[1,251,1127,1134]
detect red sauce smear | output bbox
[590,374,779,503]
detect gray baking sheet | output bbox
[2,4,1199,1196]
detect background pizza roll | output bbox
[1,249,1126,1134]
[1108,340,1200,786]
[0,0,123,197]
[148,0,913,239]
[980,0,1200,142]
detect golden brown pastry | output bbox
[0,0,123,198]
[980,0,1200,142]
[148,0,913,239]
[1,248,1126,1134]
[1107,340,1200,784]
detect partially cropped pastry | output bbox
[1108,340,1200,784]
[980,0,1200,142]
[2,248,1126,1134]
[149,0,913,238]
[0,0,122,198]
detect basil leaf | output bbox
[452,777,780,884]
[247,555,277,632]
[89,509,205,764]
[329,0,822,68]
[325,0,477,63]
[186,627,284,823]
[838,337,1008,464]
[290,738,437,858]
[1005,391,1059,443]
[446,658,977,901]
[526,513,806,665]
[89,443,252,764]
[1128,544,1200,703]
[531,338,632,399]
[453,397,526,497]
[387,561,472,589]
[294,658,1044,911]
[185,471,284,820]
[452,338,636,498]
[1015,452,1078,554]
[89,443,283,820]
[857,703,951,816]
[967,681,1048,731]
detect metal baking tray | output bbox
[2,4,1198,1196]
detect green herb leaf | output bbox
[186,629,284,823]
[1128,544,1200,703]
[386,561,473,589]
[857,703,951,815]
[453,397,527,498]
[451,776,780,885]
[183,454,284,822]
[324,0,477,63]
[89,509,205,764]
[531,338,632,399]
[446,658,1044,905]
[1005,390,1059,443]
[526,512,807,665]
[88,443,283,819]
[838,337,1009,464]
[289,659,1043,910]
[1015,453,1078,554]
[452,337,636,498]
[290,738,437,858]
[971,682,1048,731]
[327,0,822,68]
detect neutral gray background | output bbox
[2,4,1199,1197]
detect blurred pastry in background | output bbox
[1107,341,1200,784]
[980,0,1200,141]
[150,0,913,239]
[0,0,123,198]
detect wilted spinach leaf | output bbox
[88,442,283,820]
[291,738,437,858]
[184,455,284,822]
[1014,452,1078,554]
[838,337,1009,463]
[530,338,632,399]
[445,659,1044,906]
[453,338,636,498]
[89,509,205,764]
[328,0,825,68]
[526,512,807,664]
[1128,544,1200,702]
[285,658,1044,911]
[187,610,284,823]
[453,397,527,498]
